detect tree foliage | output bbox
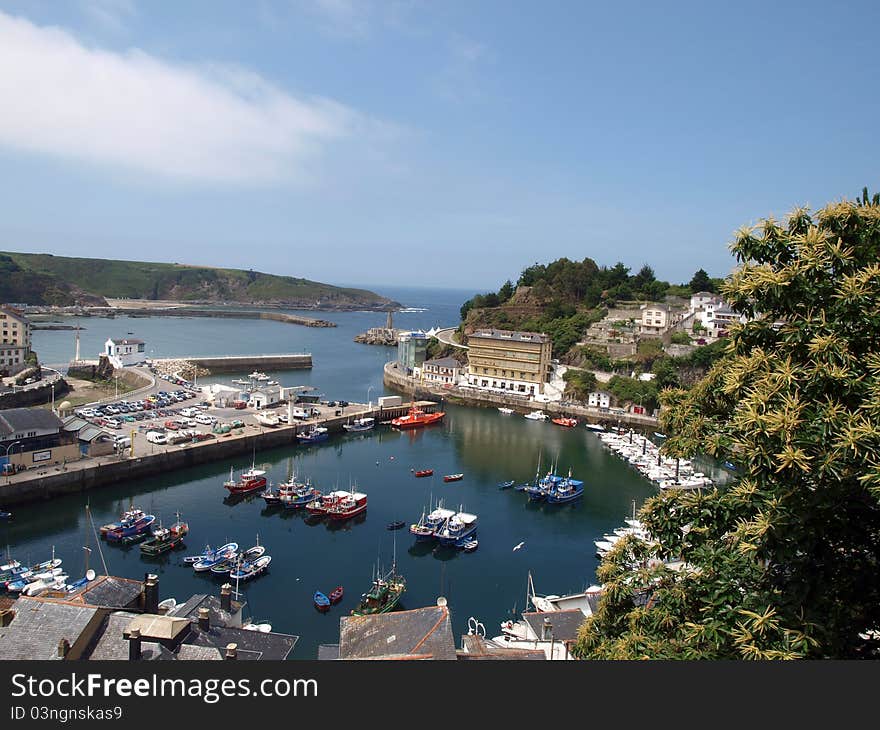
[576,194,880,659]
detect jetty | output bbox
[152,353,312,374]
[109,308,336,328]
[0,400,440,508]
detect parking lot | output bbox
[72,374,372,460]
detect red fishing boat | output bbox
[443,473,464,483]
[329,585,344,604]
[414,469,433,478]
[552,417,578,428]
[391,403,445,429]
[326,490,368,520]
[305,490,348,516]
[224,465,267,494]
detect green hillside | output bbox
[0,252,398,310]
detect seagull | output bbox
[513,541,525,551]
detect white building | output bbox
[588,391,611,409]
[103,338,146,367]
[250,387,282,410]
[639,304,681,336]
[417,357,463,386]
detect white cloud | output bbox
[0,11,381,184]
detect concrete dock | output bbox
[0,400,440,507]
[154,353,312,374]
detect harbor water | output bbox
[5,286,725,657]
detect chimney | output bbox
[198,607,210,631]
[128,628,142,661]
[57,638,71,659]
[225,643,238,660]
[220,583,232,613]
[143,574,159,614]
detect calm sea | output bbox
[6,286,722,658]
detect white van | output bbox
[179,408,197,418]
[194,413,215,425]
[145,431,167,445]
[114,436,131,449]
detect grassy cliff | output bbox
[0,252,398,310]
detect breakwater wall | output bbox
[155,354,312,374]
[382,361,659,428]
[111,308,336,328]
[0,400,438,507]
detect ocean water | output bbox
[5,286,718,658]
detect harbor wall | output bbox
[113,308,336,328]
[382,360,660,428]
[0,400,438,507]
[0,378,70,410]
[155,354,312,374]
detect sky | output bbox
[0,1,878,296]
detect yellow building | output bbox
[465,329,552,396]
[0,306,31,373]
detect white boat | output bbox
[584,423,606,432]
[249,371,270,381]
[242,621,273,632]
[524,410,548,421]
[497,407,514,415]
[343,417,375,432]
[231,378,250,386]
[254,411,280,428]
[23,571,69,596]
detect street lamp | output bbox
[367,386,373,409]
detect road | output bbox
[433,327,468,350]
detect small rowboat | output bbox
[414,469,433,478]
[461,539,479,552]
[498,480,515,490]
[387,520,405,531]
[443,473,464,483]
[314,591,331,612]
[329,585,344,604]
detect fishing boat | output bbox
[224,465,267,495]
[305,490,349,517]
[279,480,321,510]
[497,407,514,415]
[326,489,367,520]
[414,469,433,478]
[409,510,434,540]
[390,403,445,429]
[66,567,97,593]
[105,512,155,543]
[249,371,270,381]
[23,570,69,597]
[329,585,344,604]
[544,470,585,504]
[343,417,375,432]
[443,473,464,483]
[524,410,548,421]
[297,426,329,444]
[183,542,238,565]
[551,417,578,428]
[351,563,406,616]
[314,591,331,612]
[387,520,405,531]
[229,555,271,582]
[100,506,146,537]
[498,480,515,490]
[140,525,186,556]
[191,543,239,572]
[436,508,479,546]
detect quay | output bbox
[0,400,439,508]
[153,353,312,374]
[96,308,336,328]
[382,361,659,428]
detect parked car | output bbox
[104,419,121,430]
[193,413,215,425]
[164,421,180,431]
[145,431,167,444]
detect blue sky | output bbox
[0,1,877,295]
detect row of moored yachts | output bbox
[596,430,714,490]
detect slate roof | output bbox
[86,612,223,661]
[109,338,144,345]
[422,357,462,368]
[168,593,244,628]
[73,575,144,608]
[522,609,586,643]
[338,606,457,660]
[471,329,549,343]
[78,426,113,443]
[62,416,89,433]
[0,408,63,439]
[0,597,101,660]
[185,624,297,660]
